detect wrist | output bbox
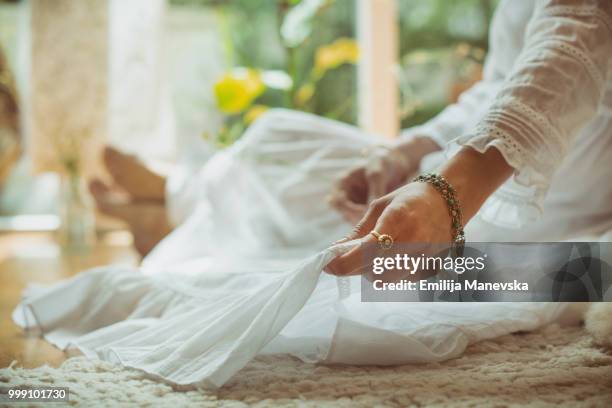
[413,173,465,244]
[439,146,513,223]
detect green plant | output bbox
[205,0,358,147]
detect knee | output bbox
[250,108,296,131]
[241,108,300,144]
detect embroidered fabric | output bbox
[406,0,612,228]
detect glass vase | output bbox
[58,172,96,250]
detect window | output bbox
[0,0,497,233]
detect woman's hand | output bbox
[327,146,514,277]
[326,181,452,276]
[329,136,440,225]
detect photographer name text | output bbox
[372,279,529,292]
[371,254,529,292]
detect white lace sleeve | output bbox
[456,0,612,201]
[400,80,503,148]
[400,0,533,147]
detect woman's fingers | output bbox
[327,199,391,275]
[338,167,368,205]
[326,233,380,276]
[328,191,366,224]
[328,198,413,276]
[346,198,388,241]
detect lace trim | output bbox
[491,98,567,158]
[460,118,558,186]
[554,41,604,86]
[520,37,605,87]
[543,5,612,34]
[451,129,547,227]
[470,124,523,158]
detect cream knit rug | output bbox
[1,325,611,407]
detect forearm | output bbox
[391,135,512,223]
[440,146,513,223]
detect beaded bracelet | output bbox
[413,173,465,246]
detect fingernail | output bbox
[332,237,350,245]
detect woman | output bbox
[14,0,612,388]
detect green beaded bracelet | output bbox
[413,173,466,246]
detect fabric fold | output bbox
[13,243,355,388]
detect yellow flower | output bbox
[314,38,359,77]
[295,83,315,105]
[214,69,265,114]
[244,104,269,124]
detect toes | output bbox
[101,145,166,202]
[103,146,135,181]
[89,179,115,212]
[89,179,128,204]
[89,182,133,221]
[96,201,132,221]
[89,179,111,199]
[103,145,133,165]
[103,146,120,169]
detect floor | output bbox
[3,325,611,407]
[1,232,611,406]
[0,231,138,369]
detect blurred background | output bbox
[0,0,497,248]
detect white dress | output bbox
[13,0,612,388]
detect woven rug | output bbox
[1,325,611,407]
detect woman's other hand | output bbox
[328,136,440,225]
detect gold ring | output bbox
[370,231,394,250]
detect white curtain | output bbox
[109,0,225,167]
[2,0,226,215]
[108,0,174,161]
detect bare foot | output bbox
[90,180,172,256]
[103,146,166,202]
